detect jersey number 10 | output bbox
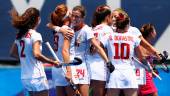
[114,43,130,59]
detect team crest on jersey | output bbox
[75,34,83,47]
[25,32,32,38]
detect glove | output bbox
[159,53,167,63]
[106,61,115,73]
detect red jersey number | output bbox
[54,33,59,52]
[20,40,26,57]
[113,43,130,59]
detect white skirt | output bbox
[52,67,69,86]
[22,76,49,91]
[106,68,138,88]
[87,58,107,81]
[71,61,90,84]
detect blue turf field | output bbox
[0,67,169,96]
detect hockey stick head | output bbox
[56,57,82,67]
[159,51,169,73]
[163,51,168,59]
[159,51,168,63]
[71,57,82,65]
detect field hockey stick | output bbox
[132,57,162,80]
[69,81,81,96]
[45,42,81,95]
[45,42,82,67]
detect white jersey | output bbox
[128,26,142,37]
[70,25,94,84]
[101,31,141,69]
[52,25,73,86]
[101,29,141,88]
[87,24,113,81]
[128,26,146,85]
[15,29,46,79]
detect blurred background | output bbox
[0,0,170,96]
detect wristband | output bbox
[54,26,61,32]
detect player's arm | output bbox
[91,38,115,73]
[135,45,145,61]
[46,23,74,39]
[10,42,19,59]
[139,35,160,59]
[62,38,72,80]
[33,41,59,65]
[90,38,109,62]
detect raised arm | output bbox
[46,23,74,39]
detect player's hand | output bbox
[53,60,60,66]
[106,61,115,73]
[60,27,74,39]
[46,23,56,30]
[159,54,167,63]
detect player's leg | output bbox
[90,80,106,96]
[65,85,75,96]
[107,88,120,96]
[25,77,49,96]
[152,92,158,96]
[124,88,138,96]
[55,86,67,96]
[78,84,89,96]
[29,90,49,96]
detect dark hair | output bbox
[91,5,111,27]
[72,5,86,18]
[10,7,40,39]
[51,4,71,26]
[140,23,155,39]
[115,13,130,29]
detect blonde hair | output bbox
[113,8,129,18]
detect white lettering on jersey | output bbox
[10,0,45,14]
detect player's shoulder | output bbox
[128,26,140,31]
[128,26,141,37]
[28,29,42,39]
[29,29,41,35]
[81,25,92,32]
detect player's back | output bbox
[15,29,45,79]
[103,31,141,69]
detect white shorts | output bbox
[133,61,146,85]
[135,68,146,85]
[71,61,90,84]
[106,68,138,89]
[22,77,49,91]
[52,67,69,86]
[87,58,107,81]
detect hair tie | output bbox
[117,13,125,21]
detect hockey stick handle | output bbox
[45,42,60,62]
[132,57,162,80]
[152,71,162,80]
